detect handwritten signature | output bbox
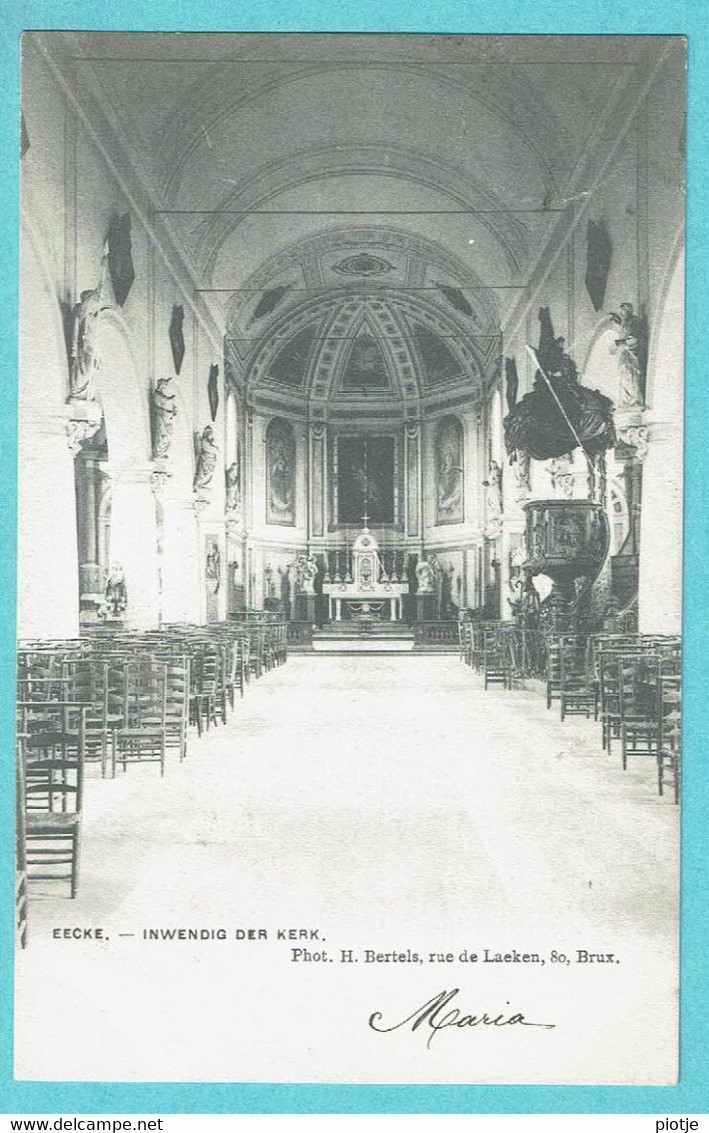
[368,988,556,1048]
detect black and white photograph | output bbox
[15,32,685,1085]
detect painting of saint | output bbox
[266,417,296,525]
[435,415,464,524]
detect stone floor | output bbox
[15,655,679,1085]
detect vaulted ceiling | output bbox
[44,32,665,400]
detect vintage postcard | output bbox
[14,31,685,1087]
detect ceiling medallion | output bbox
[332,253,395,277]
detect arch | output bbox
[93,312,160,628]
[581,315,623,406]
[198,142,530,279]
[225,390,239,465]
[225,224,499,338]
[158,61,564,208]
[241,288,485,406]
[95,312,151,470]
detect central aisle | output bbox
[16,655,679,1085]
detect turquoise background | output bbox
[1,0,706,1115]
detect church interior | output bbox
[14,33,684,1083]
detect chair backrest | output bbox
[21,704,86,814]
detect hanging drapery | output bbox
[106,212,135,307]
[585,219,612,311]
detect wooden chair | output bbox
[21,704,86,898]
[657,671,681,803]
[483,630,511,690]
[113,658,168,776]
[559,637,595,721]
[15,746,28,946]
[618,653,662,770]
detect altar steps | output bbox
[312,621,415,653]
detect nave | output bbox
[16,653,678,1085]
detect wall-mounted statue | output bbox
[100,562,127,620]
[266,418,295,525]
[205,540,221,594]
[483,459,503,523]
[193,425,219,492]
[151,377,178,459]
[510,449,531,494]
[69,241,110,401]
[435,416,464,525]
[225,461,241,512]
[609,302,647,406]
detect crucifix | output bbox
[361,511,370,530]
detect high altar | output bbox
[322,527,409,621]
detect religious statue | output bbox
[549,453,574,498]
[225,461,241,512]
[194,425,218,491]
[510,448,531,494]
[205,540,221,593]
[151,377,177,459]
[289,553,319,595]
[69,241,110,400]
[416,555,437,595]
[303,554,319,594]
[609,302,646,406]
[100,562,127,620]
[483,460,503,522]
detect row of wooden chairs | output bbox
[458,623,682,805]
[15,617,289,942]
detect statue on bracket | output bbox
[151,377,178,459]
[609,302,648,406]
[193,425,219,492]
[205,540,221,594]
[69,241,110,401]
[225,461,241,512]
[483,459,503,525]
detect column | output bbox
[17,412,81,639]
[310,420,327,538]
[637,418,682,633]
[109,466,160,630]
